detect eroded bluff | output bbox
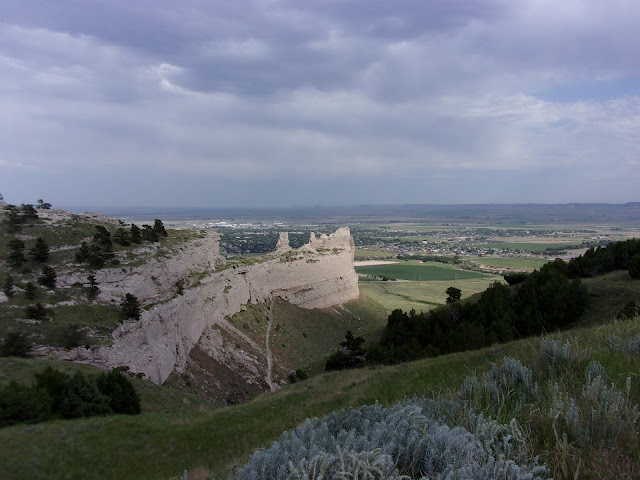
[65,228,359,385]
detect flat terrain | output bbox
[355,261,490,282]
[359,275,503,313]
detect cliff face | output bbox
[66,228,359,384]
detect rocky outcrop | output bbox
[273,232,292,254]
[61,228,359,384]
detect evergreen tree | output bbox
[20,203,38,220]
[29,237,50,263]
[34,367,71,414]
[120,293,141,321]
[141,225,159,242]
[153,219,168,237]
[7,238,26,267]
[25,302,49,320]
[24,282,38,300]
[36,199,52,209]
[130,224,142,244]
[3,274,15,298]
[113,227,130,246]
[3,205,21,232]
[60,372,112,419]
[96,370,141,414]
[93,225,112,247]
[87,274,99,299]
[445,286,462,304]
[38,265,57,289]
[75,241,90,262]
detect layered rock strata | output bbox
[60,228,359,384]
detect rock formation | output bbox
[54,228,359,385]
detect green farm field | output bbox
[355,261,489,281]
[359,275,503,313]
[469,256,549,270]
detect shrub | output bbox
[459,357,540,422]
[60,372,112,419]
[96,369,141,414]
[34,366,71,414]
[0,332,31,357]
[63,324,85,349]
[615,300,639,320]
[0,380,51,427]
[236,399,547,480]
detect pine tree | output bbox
[153,219,168,237]
[24,282,38,300]
[38,266,57,289]
[130,224,142,244]
[87,274,99,300]
[20,203,38,220]
[29,237,50,263]
[3,274,15,298]
[141,225,159,242]
[120,293,141,321]
[7,238,26,267]
[113,227,130,246]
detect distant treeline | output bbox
[362,238,640,366]
[367,260,588,364]
[396,254,462,265]
[565,238,640,278]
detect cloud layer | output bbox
[1,0,639,207]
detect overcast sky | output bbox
[1,0,639,208]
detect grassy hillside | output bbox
[1,313,639,480]
[0,209,204,349]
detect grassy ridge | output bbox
[2,313,639,479]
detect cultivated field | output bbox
[355,261,489,281]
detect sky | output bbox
[1,0,639,208]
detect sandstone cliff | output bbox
[61,227,359,385]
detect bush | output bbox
[60,372,112,419]
[34,366,71,414]
[63,324,85,349]
[96,369,141,414]
[0,380,51,427]
[237,399,547,480]
[0,332,31,357]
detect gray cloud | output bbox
[1,0,639,207]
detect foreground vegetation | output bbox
[1,316,639,479]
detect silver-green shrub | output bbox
[607,334,640,355]
[548,363,639,448]
[538,338,588,375]
[237,399,547,480]
[459,357,540,421]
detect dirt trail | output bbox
[265,298,277,392]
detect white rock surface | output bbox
[54,228,359,384]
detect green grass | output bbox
[354,248,395,259]
[469,255,549,270]
[359,276,503,313]
[355,261,489,281]
[2,315,639,480]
